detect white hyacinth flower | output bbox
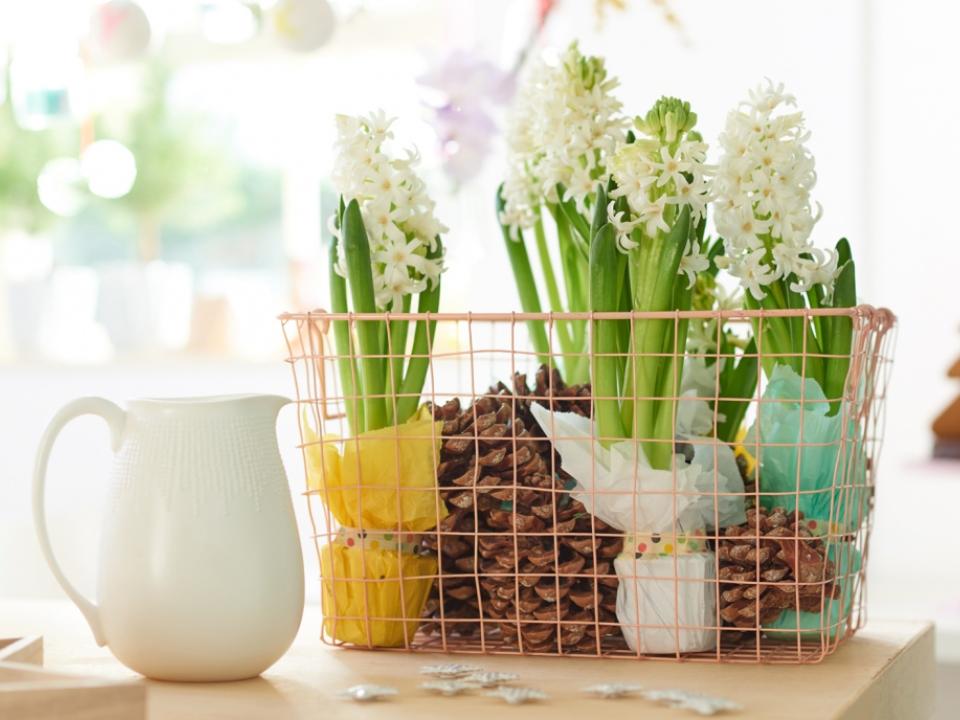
[330,111,447,311]
[608,97,712,284]
[713,80,834,301]
[500,41,627,238]
[678,239,710,289]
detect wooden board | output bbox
[0,601,936,720]
[0,636,43,665]
[0,636,144,720]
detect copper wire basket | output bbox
[280,306,896,664]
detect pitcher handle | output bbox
[32,397,126,647]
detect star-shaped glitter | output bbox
[421,680,480,696]
[643,689,742,716]
[336,684,398,702]
[419,663,483,679]
[582,682,644,698]
[464,671,519,688]
[485,687,548,705]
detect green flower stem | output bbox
[626,205,691,470]
[552,205,590,384]
[590,183,632,388]
[554,189,591,257]
[384,292,412,427]
[497,187,551,365]
[329,233,363,436]
[590,221,628,444]
[784,282,824,386]
[342,199,387,431]
[533,214,574,353]
[394,238,444,424]
[771,276,801,359]
[767,279,800,370]
[716,338,758,443]
[650,258,693,468]
[649,272,693,467]
[824,238,856,416]
[615,275,632,401]
[746,290,795,379]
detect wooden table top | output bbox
[0,599,935,719]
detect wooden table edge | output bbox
[837,621,935,719]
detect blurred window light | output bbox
[9,51,82,130]
[81,139,138,199]
[1,231,54,283]
[85,0,153,65]
[200,1,259,45]
[37,157,86,217]
[269,0,336,53]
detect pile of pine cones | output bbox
[417,365,839,647]
[420,366,623,653]
[717,505,838,629]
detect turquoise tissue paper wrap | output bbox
[747,364,869,635]
[746,365,869,530]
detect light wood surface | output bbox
[0,636,43,665]
[0,600,935,719]
[0,635,145,720]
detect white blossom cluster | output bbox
[712,81,834,301]
[499,42,626,237]
[687,282,742,356]
[330,111,447,311]
[606,108,712,288]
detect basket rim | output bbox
[279,304,896,329]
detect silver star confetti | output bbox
[337,684,398,702]
[419,663,483,679]
[582,682,645,699]
[485,687,548,705]
[643,689,742,716]
[421,680,479,696]
[464,671,519,688]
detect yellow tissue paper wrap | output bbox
[304,411,446,532]
[318,541,438,647]
[304,409,445,647]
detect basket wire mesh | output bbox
[280,306,896,663]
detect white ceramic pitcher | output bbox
[33,394,304,682]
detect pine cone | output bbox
[419,397,484,639]
[717,506,838,629]
[421,365,622,653]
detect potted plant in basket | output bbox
[532,96,747,653]
[711,82,866,637]
[497,41,626,384]
[303,111,449,647]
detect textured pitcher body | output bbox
[91,395,302,680]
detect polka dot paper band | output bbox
[335,527,425,555]
[800,517,843,537]
[626,530,706,559]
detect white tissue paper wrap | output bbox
[529,403,746,535]
[531,396,743,655]
[614,554,717,654]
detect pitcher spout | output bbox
[256,394,292,420]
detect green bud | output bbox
[562,41,607,91]
[691,272,717,312]
[635,96,697,144]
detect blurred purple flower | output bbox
[418,50,515,187]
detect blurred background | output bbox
[0,0,957,699]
